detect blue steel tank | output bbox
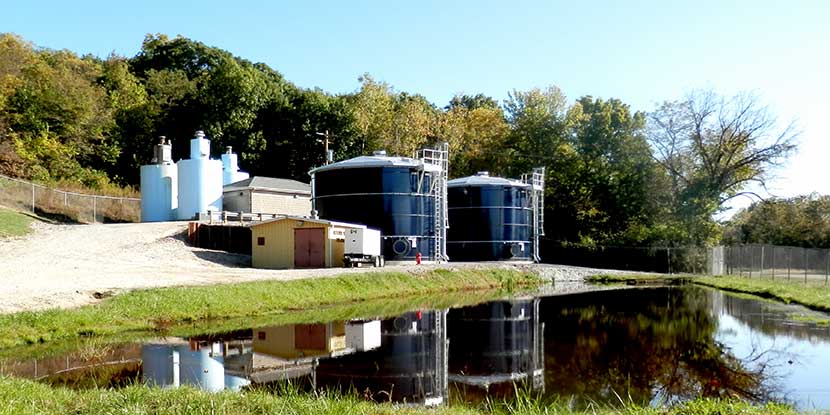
[309,151,441,261]
[447,172,533,261]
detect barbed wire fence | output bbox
[717,244,830,284]
[0,173,140,223]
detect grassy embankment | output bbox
[0,376,795,415]
[0,207,33,238]
[587,274,830,312]
[0,268,539,351]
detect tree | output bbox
[648,91,798,245]
[567,96,659,245]
[723,194,830,248]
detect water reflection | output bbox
[448,298,544,398]
[3,287,830,410]
[539,288,777,406]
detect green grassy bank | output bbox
[0,207,33,237]
[0,268,540,350]
[0,376,794,415]
[695,276,830,312]
[587,274,830,313]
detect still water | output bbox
[3,287,830,410]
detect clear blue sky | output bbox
[3,0,829,213]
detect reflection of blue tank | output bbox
[447,299,544,390]
[310,151,442,261]
[315,310,448,405]
[447,172,534,261]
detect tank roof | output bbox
[309,155,442,174]
[448,173,530,188]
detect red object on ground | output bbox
[416,252,422,265]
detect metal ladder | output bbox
[419,143,450,262]
[523,167,546,262]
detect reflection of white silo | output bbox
[142,343,180,388]
[177,131,223,220]
[177,344,226,392]
[142,342,249,392]
[221,146,249,185]
[140,137,178,222]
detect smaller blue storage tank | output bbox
[447,172,534,261]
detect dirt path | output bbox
[0,221,628,314]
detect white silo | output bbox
[140,137,178,222]
[221,146,249,185]
[177,131,223,220]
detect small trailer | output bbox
[344,228,384,267]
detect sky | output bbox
[2,0,828,214]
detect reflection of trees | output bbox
[540,287,777,407]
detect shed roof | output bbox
[224,176,311,194]
[250,215,367,229]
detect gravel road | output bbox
[0,221,637,314]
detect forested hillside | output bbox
[0,33,797,247]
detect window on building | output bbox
[257,237,265,246]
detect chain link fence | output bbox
[541,242,712,274]
[0,174,140,223]
[718,244,830,283]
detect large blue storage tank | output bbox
[310,151,442,261]
[447,172,534,261]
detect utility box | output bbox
[345,320,382,352]
[345,228,381,256]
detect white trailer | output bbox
[344,228,384,267]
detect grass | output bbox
[694,276,830,313]
[0,207,33,238]
[588,273,830,316]
[0,268,541,350]
[0,376,796,415]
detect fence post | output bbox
[771,246,775,280]
[64,192,67,206]
[30,183,35,213]
[804,248,808,283]
[788,247,792,280]
[93,197,97,224]
[826,248,829,286]
[748,245,752,279]
[760,245,765,278]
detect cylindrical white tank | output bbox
[177,131,223,220]
[140,163,178,222]
[221,147,249,185]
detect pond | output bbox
[2,286,829,410]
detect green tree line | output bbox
[0,33,798,247]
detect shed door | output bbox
[294,228,325,268]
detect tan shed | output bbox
[250,216,365,269]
